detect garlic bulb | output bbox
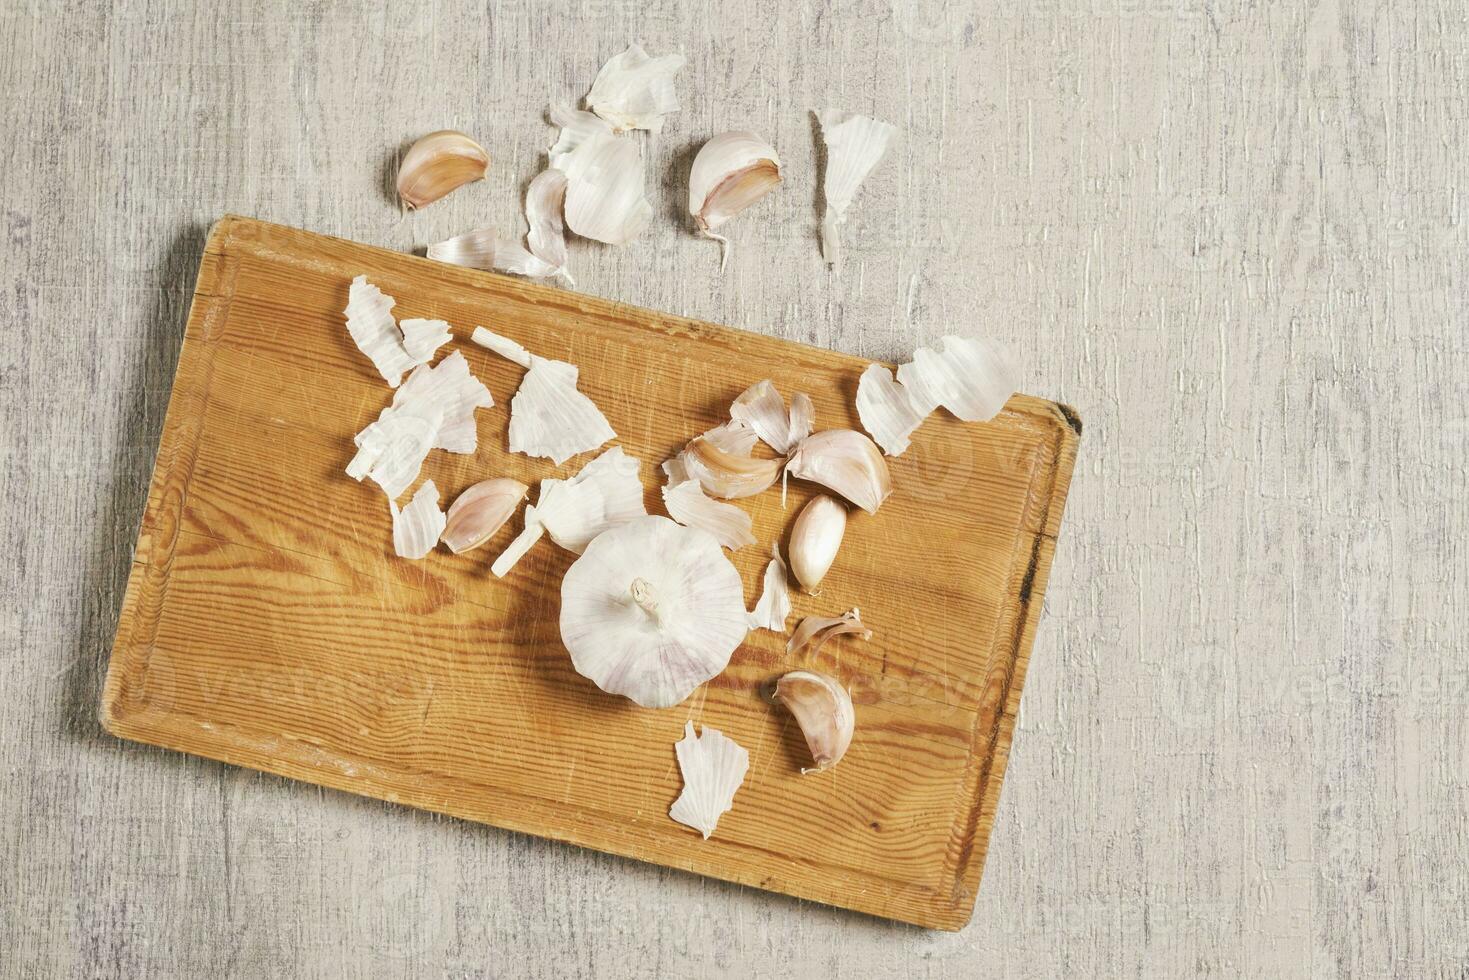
[773,670,854,773]
[471,327,615,465]
[688,132,782,270]
[815,110,896,272]
[746,543,791,633]
[784,429,892,514]
[662,479,755,551]
[391,480,446,559]
[397,130,490,210]
[669,721,749,839]
[788,494,847,593]
[442,478,528,554]
[586,43,684,133]
[787,608,871,657]
[560,516,749,708]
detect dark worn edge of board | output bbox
[100,215,1081,931]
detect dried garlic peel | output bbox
[662,479,756,551]
[784,429,892,514]
[343,276,417,387]
[746,543,792,633]
[391,480,446,559]
[669,721,749,839]
[773,670,854,773]
[856,336,1020,455]
[560,517,748,708]
[816,110,896,272]
[787,608,872,657]
[556,129,653,245]
[680,436,783,499]
[586,43,684,133]
[471,327,615,465]
[397,130,489,210]
[525,168,573,283]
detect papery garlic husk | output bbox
[471,327,615,464]
[586,43,685,133]
[442,478,529,554]
[773,670,854,773]
[746,542,792,633]
[391,480,446,559]
[680,435,784,499]
[788,392,815,445]
[343,276,417,387]
[557,128,653,245]
[789,494,847,593]
[399,318,453,364]
[815,110,896,272]
[525,168,573,283]
[548,104,615,169]
[784,429,892,514]
[662,479,755,551]
[855,363,926,456]
[894,335,1019,422]
[689,132,782,270]
[560,516,748,708]
[397,130,490,210]
[427,228,563,281]
[787,608,872,657]
[669,720,749,839]
[729,379,793,454]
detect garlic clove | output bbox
[784,429,892,514]
[729,379,793,454]
[397,130,490,210]
[815,110,896,272]
[391,480,446,559]
[586,43,685,133]
[773,670,855,773]
[788,494,847,593]
[689,132,782,270]
[787,608,871,657]
[746,542,792,633]
[682,435,784,499]
[558,130,653,245]
[895,335,1019,422]
[442,478,529,554]
[669,721,749,839]
[662,479,755,551]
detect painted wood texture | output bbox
[99,217,1077,930]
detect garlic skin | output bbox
[669,721,749,839]
[746,543,792,633]
[343,276,417,387]
[774,671,854,774]
[729,380,793,454]
[788,392,815,446]
[788,494,847,593]
[787,608,872,657]
[895,335,1019,422]
[525,168,573,283]
[688,132,782,269]
[397,130,490,210]
[680,435,784,499]
[784,429,892,514]
[855,363,926,456]
[815,110,896,272]
[560,516,749,708]
[442,479,529,554]
[557,128,653,245]
[391,480,446,559]
[662,479,755,551]
[586,43,684,133]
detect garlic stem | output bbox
[629,577,664,626]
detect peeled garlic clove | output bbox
[391,480,446,559]
[787,608,871,657]
[682,435,784,499]
[442,478,528,554]
[774,670,854,773]
[689,132,782,270]
[789,494,847,593]
[397,130,490,210]
[669,720,749,839]
[586,43,684,134]
[784,429,892,514]
[815,110,896,272]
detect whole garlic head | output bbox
[560,516,749,708]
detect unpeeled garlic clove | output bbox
[789,494,847,592]
[397,130,490,210]
[784,429,892,514]
[442,478,529,554]
[773,670,854,773]
[682,435,784,499]
[689,132,782,270]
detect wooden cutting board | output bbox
[101,215,1079,931]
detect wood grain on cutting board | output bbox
[100,216,1078,930]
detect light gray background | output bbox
[3,0,1465,977]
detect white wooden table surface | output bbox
[4,1,1466,976]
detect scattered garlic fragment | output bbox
[343,276,417,386]
[524,168,574,283]
[669,721,749,839]
[555,126,653,245]
[397,130,490,210]
[787,608,871,657]
[816,110,896,272]
[773,670,854,773]
[547,104,614,168]
[788,392,815,446]
[391,480,447,559]
[788,494,847,593]
[427,229,559,281]
[784,429,892,514]
[854,363,926,456]
[662,479,755,551]
[688,131,782,270]
[442,479,529,554]
[560,516,748,708]
[394,351,495,454]
[491,447,646,577]
[471,327,615,465]
[729,380,794,454]
[680,435,784,499]
[747,543,792,633]
[399,318,453,364]
[586,43,685,133]
[855,336,1020,455]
